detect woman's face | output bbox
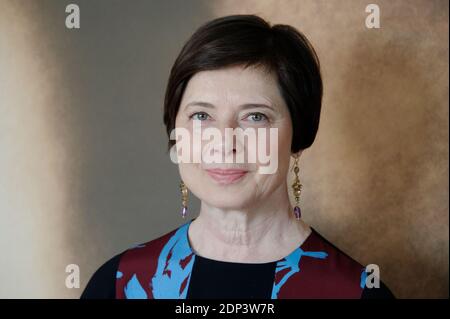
[174,65,296,210]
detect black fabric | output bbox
[361,280,396,299]
[80,252,396,299]
[186,255,277,299]
[80,253,122,299]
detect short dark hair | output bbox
[163,14,323,154]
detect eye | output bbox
[189,112,210,121]
[245,112,269,122]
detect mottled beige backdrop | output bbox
[0,0,448,298]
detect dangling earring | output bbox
[179,180,188,219]
[291,156,303,220]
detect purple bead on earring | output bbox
[294,206,302,220]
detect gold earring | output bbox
[291,156,302,220]
[179,180,188,218]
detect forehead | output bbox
[180,65,284,107]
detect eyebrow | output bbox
[184,101,275,111]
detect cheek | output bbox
[278,118,293,149]
[251,168,286,197]
[253,123,291,173]
[262,118,292,152]
[173,119,201,163]
[178,162,205,199]
[269,122,292,178]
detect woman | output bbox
[81,14,394,299]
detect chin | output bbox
[201,190,254,210]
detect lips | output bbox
[205,168,248,185]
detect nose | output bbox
[218,118,239,155]
[205,116,240,160]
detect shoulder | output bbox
[81,222,190,299]
[116,221,193,299]
[282,227,395,298]
[80,252,123,299]
[117,221,189,270]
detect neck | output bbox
[188,183,311,262]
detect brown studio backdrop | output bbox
[0,0,447,298]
